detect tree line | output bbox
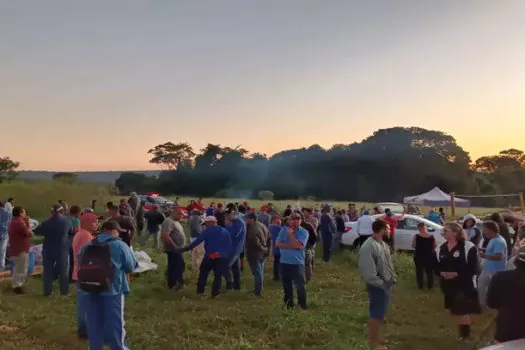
[112,127,525,206]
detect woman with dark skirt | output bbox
[412,222,436,290]
[435,222,481,342]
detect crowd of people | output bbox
[1,194,525,349]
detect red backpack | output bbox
[78,237,117,293]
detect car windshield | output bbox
[378,204,404,213]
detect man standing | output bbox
[355,210,374,247]
[300,213,317,282]
[382,208,404,252]
[178,216,232,298]
[135,200,146,237]
[348,203,359,222]
[78,220,137,350]
[4,198,14,214]
[302,208,319,232]
[320,206,336,262]
[225,209,246,290]
[8,206,33,294]
[276,213,309,310]
[0,201,12,270]
[244,212,271,297]
[142,205,165,249]
[487,246,525,344]
[478,221,507,308]
[68,205,81,282]
[257,209,271,228]
[41,204,73,296]
[269,215,283,281]
[189,209,205,272]
[72,212,99,339]
[359,220,396,349]
[107,205,136,247]
[118,198,134,218]
[161,208,187,290]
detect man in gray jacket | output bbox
[244,212,271,297]
[358,219,396,349]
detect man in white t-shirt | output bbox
[355,211,374,247]
[4,198,13,214]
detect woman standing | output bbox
[435,222,480,341]
[412,223,436,290]
[462,214,481,247]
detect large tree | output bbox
[0,157,20,183]
[147,142,195,170]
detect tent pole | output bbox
[520,192,525,215]
[450,192,456,221]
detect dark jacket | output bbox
[487,267,525,343]
[41,215,73,254]
[320,213,336,237]
[301,221,317,249]
[245,221,271,261]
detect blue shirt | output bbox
[276,226,309,265]
[269,224,282,256]
[427,212,441,224]
[484,235,507,273]
[77,233,137,296]
[205,208,214,217]
[184,225,232,259]
[0,209,12,238]
[226,218,246,255]
[41,215,73,252]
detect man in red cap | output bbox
[72,212,99,339]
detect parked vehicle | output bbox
[342,214,444,250]
[375,202,405,214]
[479,339,525,350]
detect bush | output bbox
[258,190,274,200]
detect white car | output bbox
[29,218,39,230]
[342,214,444,251]
[479,339,525,350]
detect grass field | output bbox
[0,238,495,350]
[0,181,502,349]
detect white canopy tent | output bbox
[403,186,471,208]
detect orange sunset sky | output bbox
[1,1,524,171]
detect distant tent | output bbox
[403,187,470,208]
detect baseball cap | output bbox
[246,212,257,220]
[80,212,99,224]
[203,216,217,224]
[100,220,121,232]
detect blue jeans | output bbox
[248,258,265,296]
[197,257,229,298]
[225,253,241,290]
[166,251,185,289]
[280,263,307,309]
[76,286,88,337]
[0,235,8,270]
[43,249,69,296]
[85,293,129,350]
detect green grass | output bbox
[0,238,495,350]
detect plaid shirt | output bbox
[0,209,12,238]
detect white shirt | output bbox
[356,215,374,236]
[4,201,13,214]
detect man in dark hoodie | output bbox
[244,212,271,296]
[41,204,73,296]
[487,246,525,343]
[225,209,246,290]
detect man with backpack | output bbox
[77,220,137,350]
[72,212,99,339]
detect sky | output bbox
[1,1,525,171]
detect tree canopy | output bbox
[0,157,20,183]
[115,127,525,206]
